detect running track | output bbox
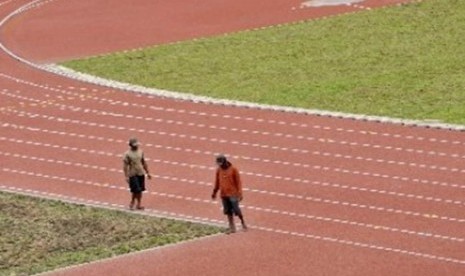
[1,0,464,275]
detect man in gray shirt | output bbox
[123,138,152,210]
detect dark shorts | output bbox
[129,175,146,194]
[222,196,242,216]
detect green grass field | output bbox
[0,192,222,275]
[63,0,465,125]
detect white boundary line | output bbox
[2,121,465,194]
[2,131,465,192]
[4,90,465,173]
[2,0,465,268]
[35,232,226,276]
[2,152,465,244]
[1,0,465,271]
[0,0,464,132]
[0,185,225,227]
[43,64,465,132]
[3,85,465,151]
[0,187,227,276]
[4,165,465,224]
[298,0,368,10]
[2,73,465,147]
[0,0,15,7]
[3,148,465,209]
[2,185,465,267]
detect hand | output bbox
[239,196,243,202]
[147,174,152,180]
[211,193,217,200]
[125,177,129,184]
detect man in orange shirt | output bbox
[212,154,247,234]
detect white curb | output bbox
[1,0,464,132]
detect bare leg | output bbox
[129,193,136,210]
[227,215,236,234]
[136,193,144,209]
[238,213,247,230]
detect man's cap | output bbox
[128,138,140,147]
[215,154,227,164]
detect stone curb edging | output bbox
[43,64,465,132]
[1,0,464,133]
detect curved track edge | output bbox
[1,0,464,132]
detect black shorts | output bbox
[129,175,146,194]
[222,196,242,216]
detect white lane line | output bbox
[0,184,225,227]
[2,88,465,157]
[40,63,465,134]
[1,132,464,192]
[1,75,465,147]
[298,0,370,10]
[5,104,465,176]
[2,184,465,265]
[3,164,465,224]
[2,120,464,177]
[0,0,14,7]
[1,169,464,244]
[2,0,463,266]
[2,89,464,161]
[3,150,465,208]
[311,151,465,173]
[25,0,58,10]
[120,161,465,192]
[1,96,465,166]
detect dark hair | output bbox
[216,154,227,164]
[128,138,139,147]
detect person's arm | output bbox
[233,168,243,201]
[212,169,220,199]
[123,155,130,183]
[141,154,152,179]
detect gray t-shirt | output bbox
[123,149,146,177]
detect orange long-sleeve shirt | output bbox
[213,164,242,198]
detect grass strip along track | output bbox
[0,192,222,275]
[63,0,465,125]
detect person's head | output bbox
[128,137,140,150]
[215,154,229,168]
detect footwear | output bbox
[242,223,248,231]
[227,215,236,234]
[136,206,145,210]
[225,227,236,235]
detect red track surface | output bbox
[1,0,464,275]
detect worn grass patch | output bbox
[0,192,222,276]
[62,0,465,125]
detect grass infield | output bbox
[0,192,222,275]
[63,0,465,125]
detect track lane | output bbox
[1,107,460,211]
[2,112,465,206]
[2,89,464,179]
[3,169,465,265]
[2,98,464,225]
[2,81,465,162]
[1,134,461,242]
[2,0,465,275]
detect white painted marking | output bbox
[1,174,463,246]
[2,73,465,148]
[301,0,365,8]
